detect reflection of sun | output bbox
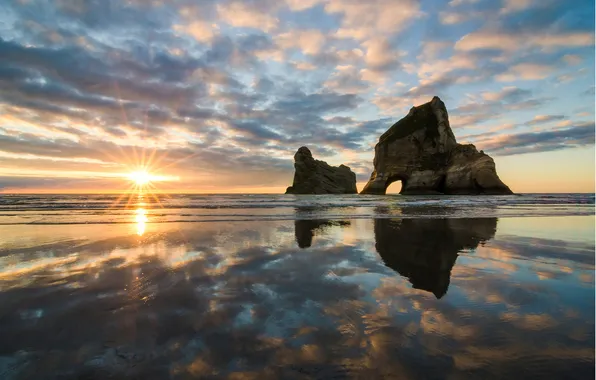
[135,208,148,236]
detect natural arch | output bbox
[359,96,513,195]
[386,180,402,194]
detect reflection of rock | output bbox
[286,146,357,194]
[360,96,512,195]
[374,218,497,298]
[295,220,350,248]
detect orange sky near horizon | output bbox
[3,145,594,195]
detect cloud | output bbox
[362,38,401,72]
[0,37,204,108]
[216,1,279,32]
[174,21,219,43]
[272,91,360,115]
[555,74,574,84]
[439,11,487,25]
[308,48,364,68]
[293,61,317,70]
[477,122,595,156]
[439,12,467,25]
[449,87,554,130]
[562,54,582,65]
[276,29,327,55]
[418,41,452,60]
[452,97,550,120]
[325,0,423,40]
[399,53,491,99]
[481,87,533,102]
[524,115,566,126]
[324,65,370,93]
[448,0,479,6]
[496,63,556,81]
[455,31,594,52]
[450,114,502,129]
[326,116,356,125]
[285,0,322,11]
[500,0,534,14]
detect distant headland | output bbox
[286,96,512,196]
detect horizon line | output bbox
[1,191,594,195]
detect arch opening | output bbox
[386,180,402,194]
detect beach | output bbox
[0,194,594,379]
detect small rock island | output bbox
[285,147,357,194]
[361,96,512,195]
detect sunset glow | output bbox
[0,0,593,193]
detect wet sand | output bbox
[0,216,594,379]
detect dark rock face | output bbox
[374,218,497,298]
[286,147,358,195]
[361,96,513,195]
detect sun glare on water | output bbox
[135,208,148,236]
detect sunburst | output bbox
[92,82,198,236]
[129,170,152,186]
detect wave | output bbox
[0,193,593,225]
[0,193,593,210]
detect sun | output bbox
[129,170,152,186]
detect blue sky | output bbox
[0,0,594,193]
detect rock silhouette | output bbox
[286,147,357,194]
[295,219,350,248]
[374,218,497,298]
[361,96,513,195]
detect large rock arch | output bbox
[361,96,512,195]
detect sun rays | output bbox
[92,81,192,236]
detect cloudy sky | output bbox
[0,0,594,193]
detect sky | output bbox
[0,0,594,194]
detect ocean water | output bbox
[0,193,593,225]
[0,193,594,379]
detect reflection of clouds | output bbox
[451,346,595,372]
[0,218,593,378]
[500,312,558,330]
[454,269,554,308]
[578,273,594,284]
[420,309,477,340]
[452,231,595,311]
[536,270,569,280]
[0,255,78,285]
[489,235,595,267]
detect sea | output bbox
[0,193,594,379]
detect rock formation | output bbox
[374,218,497,298]
[361,96,513,195]
[286,146,358,194]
